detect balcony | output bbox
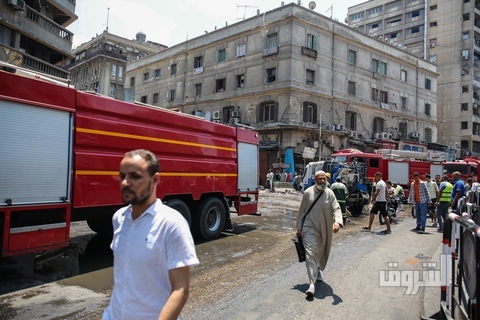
[263,46,279,57]
[65,43,128,68]
[302,46,317,59]
[22,52,70,79]
[474,75,480,89]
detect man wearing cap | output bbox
[408,172,431,232]
[296,170,343,298]
[325,172,331,188]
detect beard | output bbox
[315,182,326,192]
[122,181,152,206]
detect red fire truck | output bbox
[0,67,259,257]
[442,157,478,182]
[324,149,444,214]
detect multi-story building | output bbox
[0,0,77,79]
[64,30,166,96]
[348,0,479,157]
[126,3,437,177]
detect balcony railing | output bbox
[22,53,70,79]
[25,5,73,43]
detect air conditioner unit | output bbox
[410,132,420,138]
[7,0,25,10]
[387,133,393,140]
[374,133,383,139]
[328,124,336,131]
[213,119,221,124]
[350,131,358,138]
[462,56,468,60]
[213,110,221,119]
[461,69,467,75]
[229,118,240,125]
[231,110,240,118]
[430,43,436,48]
[335,124,344,131]
[381,132,389,139]
[380,103,389,110]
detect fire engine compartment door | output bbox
[388,162,410,185]
[237,142,258,191]
[0,100,72,206]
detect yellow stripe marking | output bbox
[76,127,236,152]
[76,170,237,177]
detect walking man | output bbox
[330,177,349,225]
[363,172,391,234]
[424,174,439,227]
[296,170,342,298]
[408,172,431,232]
[450,171,466,213]
[436,175,453,232]
[103,149,199,320]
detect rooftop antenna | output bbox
[236,4,259,20]
[325,5,333,19]
[104,7,110,31]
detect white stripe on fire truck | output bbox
[76,127,237,152]
[75,170,237,177]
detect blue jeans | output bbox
[415,202,428,228]
[436,202,449,230]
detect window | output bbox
[407,9,424,19]
[401,70,407,82]
[169,90,175,101]
[425,128,432,142]
[463,13,470,21]
[387,16,402,24]
[345,111,357,130]
[153,93,159,104]
[350,12,364,21]
[462,32,470,40]
[155,69,161,78]
[194,56,203,68]
[303,102,318,124]
[390,32,401,39]
[401,97,407,109]
[399,122,407,138]
[216,78,226,92]
[430,5,437,10]
[407,25,424,34]
[461,103,468,111]
[195,83,202,96]
[371,89,388,103]
[373,117,385,132]
[462,49,469,59]
[430,38,437,47]
[130,77,135,87]
[371,59,387,75]
[170,64,177,75]
[0,24,13,46]
[143,72,149,81]
[348,50,357,65]
[306,69,315,84]
[266,68,276,83]
[110,83,116,96]
[348,81,356,95]
[306,34,317,50]
[118,66,124,79]
[462,85,469,93]
[267,33,278,48]
[236,74,245,88]
[141,95,147,103]
[386,0,402,10]
[237,44,246,57]
[258,101,277,122]
[367,7,382,15]
[218,49,226,62]
[372,88,379,101]
[380,90,388,103]
[425,103,431,115]
[425,78,431,90]
[461,121,468,129]
[112,64,117,77]
[430,21,437,27]
[367,21,382,30]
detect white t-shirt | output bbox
[375,179,387,202]
[103,199,199,320]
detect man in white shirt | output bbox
[363,172,391,234]
[103,149,199,320]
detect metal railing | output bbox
[440,191,480,320]
[24,5,73,42]
[21,54,70,79]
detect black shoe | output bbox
[420,227,425,232]
[412,226,421,231]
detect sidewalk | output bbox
[421,239,442,319]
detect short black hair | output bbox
[124,149,160,177]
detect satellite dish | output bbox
[257,9,260,14]
[281,1,285,6]
[308,1,316,9]
[297,0,301,5]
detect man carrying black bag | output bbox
[295,170,342,298]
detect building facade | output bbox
[126,3,437,178]
[348,0,480,157]
[64,31,166,96]
[0,0,77,79]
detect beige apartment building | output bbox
[126,3,438,177]
[64,30,166,96]
[0,0,77,79]
[348,0,480,157]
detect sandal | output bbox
[380,230,391,234]
[362,227,371,231]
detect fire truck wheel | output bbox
[193,197,226,240]
[87,218,113,235]
[349,204,363,216]
[165,199,191,227]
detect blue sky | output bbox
[69,0,360,49]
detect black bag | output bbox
[292,190,323,263]
[292,235,306,262]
